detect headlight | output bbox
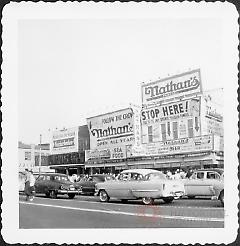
[60,185,66,190]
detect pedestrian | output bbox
[166,170,172,179]
[174,169,181,179]
[28,170,36,201]
[186,168,193,178]
[24,168,30,201]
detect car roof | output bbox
[39,173,68,177]
[121,169,161,176]
[195,168,224,175]
[91,174,113,177]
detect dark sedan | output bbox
[35,173,78,199]
[74,174,115,195]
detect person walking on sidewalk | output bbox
[28,170,36,201]
[24,169,36,201]
[24,168,31,201]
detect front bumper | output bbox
[163,191,185,199]
[57,190,78,194]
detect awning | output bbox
[48,163,85,168]
[84,162,126,168]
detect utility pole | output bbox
[39,134,42,175]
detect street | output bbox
[19,194,224,228]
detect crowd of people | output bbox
[67,168,195,182]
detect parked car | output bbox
[95,169,185,205]
[35,173,78,199]
[74,174,115,195]
[212,173,224,206]
[183,168,224,199]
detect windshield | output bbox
[144,172,167,181]
[54,175,70,182]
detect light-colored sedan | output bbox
[95,169,185,205]
[183,168,224,199]
[212,173,224,206]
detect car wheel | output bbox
[99,190,110,202]
[142,197,154,205]
[49,190,57,199]
[68,194,75,199]
[45,192,50,198]
[188,196,195,199]
[163,197,174,203]
[219,190,224,207]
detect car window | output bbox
[190,173,197,179]
[130,173,144,181]
[118,173,131,181]
[37,175,44,181]
[105,176,115,181]
[61,176,69,181]
[145,172,166,181]
[92,177,103,182]
[44,175,50,181]
[207,172,220,179]
[196,172,204,179]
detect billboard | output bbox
[142,69,202,106]
[50,127,79,154]
[129,135,213,157]
[141,97,200,125]
[87,108,134,149]
[87,108,135,160]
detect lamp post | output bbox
[39,134,42,175]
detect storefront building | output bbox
[129,68,223,170]
[48,125,90,175]
[85,69,223,173]
[18,141,52,173]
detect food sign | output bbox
[87,108,134,149]
[141,98,200,125]
[130,135,213,156]
[142,69,202,106]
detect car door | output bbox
[205,171,221,195]
[107,172,133,198]
[35,175,45,193]
[81,176,96,194]
[185,171,207,196]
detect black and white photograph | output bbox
[1,2,239,245]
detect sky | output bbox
[18,17,225,144]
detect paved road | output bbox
[19,194,224,228]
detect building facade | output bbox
[48,125,90,175]
[18,141,52,173]
[40,69,223,174]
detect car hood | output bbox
[58,180,74,185]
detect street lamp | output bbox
[39,134,42,175]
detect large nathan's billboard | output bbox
[142,69,202,106]
[86,108,135,160]
[50,127,79,155]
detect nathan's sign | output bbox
[142,69,202,105]
[87,108,135,150]
[141,98,200,125]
